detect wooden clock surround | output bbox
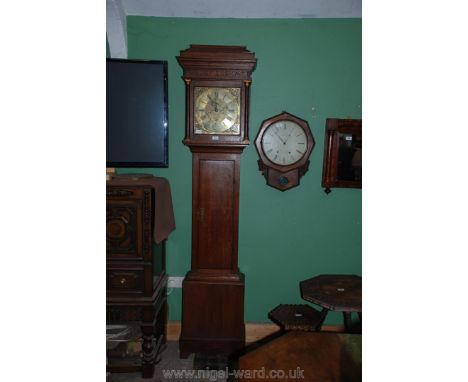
[177,45,257,357]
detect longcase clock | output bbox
[177,45,257,357]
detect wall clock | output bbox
[255,111,315,191]
[321,118,362,194]
[176,45,257,358]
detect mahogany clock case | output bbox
[321,118,362,194]
[255,111,315,191]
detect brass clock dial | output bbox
[194,87,241,135]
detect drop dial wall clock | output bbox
[255,111,315,191]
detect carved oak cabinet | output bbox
[177,45,257,357]
[106,178,173,378]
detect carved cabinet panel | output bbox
[106,187,153,261]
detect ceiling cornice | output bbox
[122,0,361,19]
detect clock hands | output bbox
[207,94,219,112]
[273,131,287,145]
[283,131,293,145]
[264,122,308,166]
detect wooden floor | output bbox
[237,331,361,382]
[108,324,359,382]
[107,341,226,382]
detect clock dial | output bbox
[261,120,307,165]
[194,87,241,135]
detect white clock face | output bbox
[261,120,308,165]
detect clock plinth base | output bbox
[179,271,245,358]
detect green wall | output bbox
[118,17,361,325]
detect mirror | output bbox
[322,118,362,194]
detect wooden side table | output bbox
[300,274,361,332]
[268,304,323,332]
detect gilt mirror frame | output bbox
[322,118,362,194]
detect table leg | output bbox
[343,312,353,332]
[316,308,329,331]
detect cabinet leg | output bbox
[141,327,156,379]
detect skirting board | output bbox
[166,321,344,343]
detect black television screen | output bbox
[107,58,168,167]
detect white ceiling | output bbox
[122,0,362,19]
[107,0,361,58]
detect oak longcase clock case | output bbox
[177,45,257,358]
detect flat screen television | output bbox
[107,58,168,167]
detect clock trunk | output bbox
[179,148,245,357]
